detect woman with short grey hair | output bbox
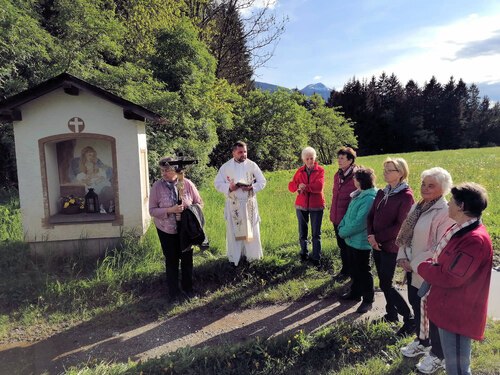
[301,146,316,159]
[420,167,453,196]
[396,167,454,373]
[288,146,325,266]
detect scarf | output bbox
[305,166,314,177]
[419,217,479,340]
[164,179,178,203]
[350,189,362,199]
[376,182,409,210]
[396,198,440,248]
[338,165,354,184]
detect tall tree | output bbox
[185,0,287,90]
[376,73,404,152]
[113,0,183,60]
[0,0,62,98]
[147,19,241,184]
[420,76,442,150]
[437,77,463,149]
[307,94,357,165]
[209,1,253,88]
[400,80,423,151]
[484,102,500,146]
[210,89,312,170]
[35,0,126,75]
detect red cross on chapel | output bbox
[68,117,85,133]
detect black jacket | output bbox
[179,204,209,252]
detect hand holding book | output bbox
[235,180,252,187]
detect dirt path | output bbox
[1,271,499,375]
[0,292,389,375]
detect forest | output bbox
[328,73,500,155]
[1,0,499,188]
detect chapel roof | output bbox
[0,72,164,123]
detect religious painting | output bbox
[57,139,115,211]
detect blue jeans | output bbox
[439,328,472,375]
[296,209,323,261]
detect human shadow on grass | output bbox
[0,253,324,373]
[188,275,361,349]
[0,238,308,317]
[191,295,356,351]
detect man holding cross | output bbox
[214,141,267,266]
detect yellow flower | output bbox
[61,195,84,211]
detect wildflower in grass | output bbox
[348,346,362,354]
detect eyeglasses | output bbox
[383,169,399,173]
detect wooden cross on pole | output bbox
[167,155,198,220]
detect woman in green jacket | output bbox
[338,167,377,313]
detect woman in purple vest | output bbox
[367,157,415,335]
[329,147,358,282]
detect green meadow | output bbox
[204,147,500,260]
[0,147,499,374]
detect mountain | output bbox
[254,81,288,93]
[299,83,332,101]
[254,81,332,101]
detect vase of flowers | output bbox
[61,195,85,214]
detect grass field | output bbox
[204,147,500,258]
[0,147,499,374]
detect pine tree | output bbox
[209,1,253,88]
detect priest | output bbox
[214,141,267,266]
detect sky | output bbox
[250,0,500,102]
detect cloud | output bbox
[239,0,278,16]
[452,30,500,59]
[313,75,322,81]
[354,13,500,89]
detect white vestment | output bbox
[214,158,266,265]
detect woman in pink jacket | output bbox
[418,182,492,375]
[396,167,455,373]
[149,157,203,302]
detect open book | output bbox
[235,180,252,187]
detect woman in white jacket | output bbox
[396,167,454,374]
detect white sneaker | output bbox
[416,353,445,374]
[401,340,431,357]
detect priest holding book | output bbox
[214,141,267,266]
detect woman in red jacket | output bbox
[288,147,325,266]
[367,157,415,335]
[418,183,492,375]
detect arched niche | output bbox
[38,133,122,227]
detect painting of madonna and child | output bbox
[56,139,115,213]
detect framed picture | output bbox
[57,139,115,211]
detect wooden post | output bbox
[176,170,185,221]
